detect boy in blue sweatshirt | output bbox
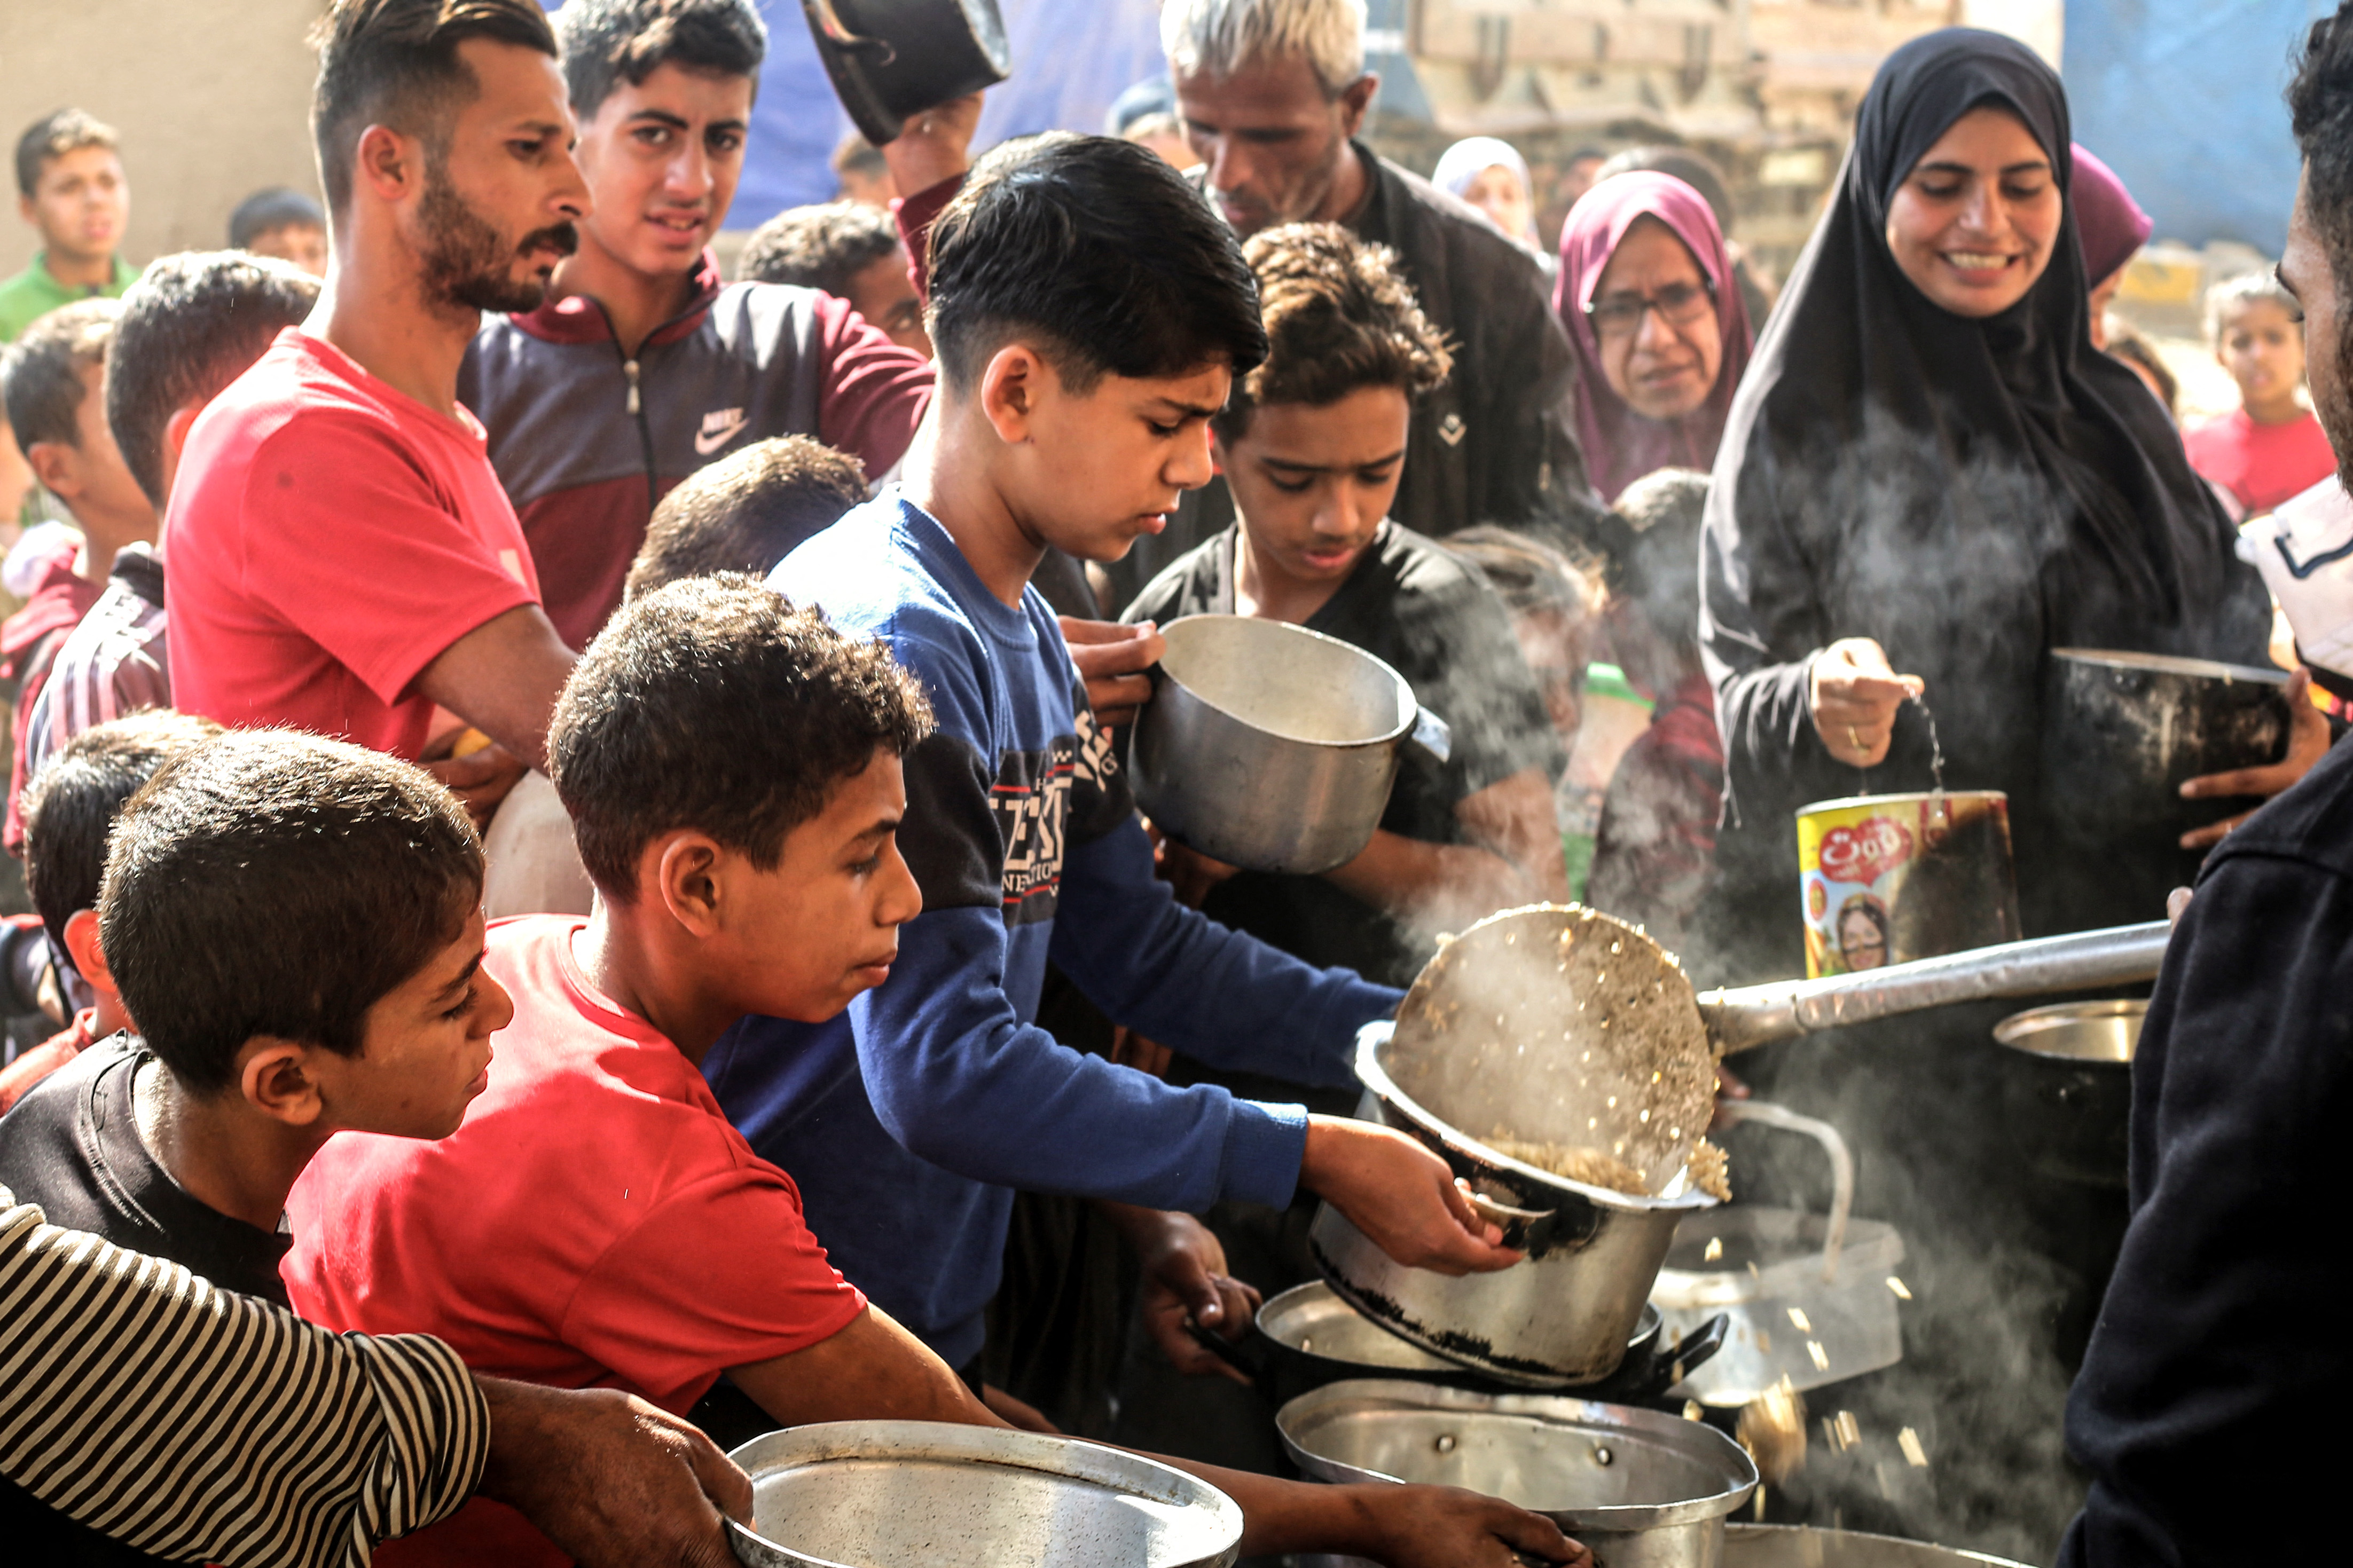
[705,133,1519,1376]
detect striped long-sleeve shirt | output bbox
[0,1184,486,1567]
[22,541,170,789]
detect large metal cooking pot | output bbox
[801,0,1011,146]
[1311,1020,1720,1387]
[1201,1281,1730,1411]
[1131,615,1452,874]
[723,1421,1242,1567]
[1280,1380,1757,1568]
[1991,999,2142,1188]
[1721,1524,2032,1568]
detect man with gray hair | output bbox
[1130,0,1593,590]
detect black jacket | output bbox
[1105,146,1598,612]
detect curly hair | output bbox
[1214,222,1452,442]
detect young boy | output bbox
[0,710,220,1114]
[0,297,157,850]
[2184,272,2339,515]
[23,250,319,786]
[622,434,867,601]
[1124,223,1565,989]
[0,728,496,1307]
[286,576,1578,1568]
[227,186,330,277]
[0,109,135,343]
[705,136,1518,1385]
[738,202,929,355]
[460,0,932,645]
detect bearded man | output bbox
[163,0,587,823]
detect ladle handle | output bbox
[1716,1100,1853,1282]
[1699,919,2172,1055]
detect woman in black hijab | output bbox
[1699,28,2295,978]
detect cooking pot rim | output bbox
[1792,789,2007,818]
[1257,1279,1663,1357]
[2051,646,2291,686]
[1277,1377,1759,1528]
[1357,1021,1720,1213]
[1991,998,2144,1063]
[1155,613,1418,751]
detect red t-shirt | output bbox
[284,915,865,1568]
[161,328,541,759]
[2183,406,2339,516]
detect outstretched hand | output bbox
[1355,1483,1589,1568]
[2178,668,2331,847]
[1099,1204,1260,1383]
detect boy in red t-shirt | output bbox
[286,576,1582,1568]
[2184,272,2339,516]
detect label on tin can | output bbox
[1796,792,2020,978]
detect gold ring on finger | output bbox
[1847,725,1863,752]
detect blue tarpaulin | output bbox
[2064,0,2331,256]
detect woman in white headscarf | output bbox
[1432,136,1542,255]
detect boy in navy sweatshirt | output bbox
[710,133,1520,1376]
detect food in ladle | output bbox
[1687,1137,1732,1201]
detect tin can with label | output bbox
[1795,792,2021,979]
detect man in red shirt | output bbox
[287,578,1583,1568]
[163,0,585,818]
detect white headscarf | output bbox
[1431,137,1535,240]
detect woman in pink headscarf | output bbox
[1554,172,1756,504]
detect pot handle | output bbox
[1462,1186,1557,1255]
[1406,705,1452,769]
[1181,1315,1273,1395]
[806,0,898,61]
[1661,1311,1731,1385]
[1714,1100,1853,1283]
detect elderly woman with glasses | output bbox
[1554,171,1755,506]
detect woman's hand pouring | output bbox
[1809,637,1925,768]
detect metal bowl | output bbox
[1992,1000,2144,1187]
[1131,615,1449,874]
[1723,1524,2033,1567]
[724,1421,1242,1567]
[1282,1379,1755,1568]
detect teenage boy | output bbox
[1125,223,1565,989]
[1,110,135,343]
[0,711,219,1114]
[738,201,929,355]
[623,434,867,601]
[705,135,1519,1386]
[166,0,585,826]
[23,251,320,786]
[1,297,156,850]
[287,576,1582,1568]
[229,186,331,277]
[460,0,932,647]
[0,726,751,1567]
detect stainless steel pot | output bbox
[1991,998,2144,1188]
[723,1421,1242,1567]
[1131,615,1452,874]
[1309,1021,1719,1387]
[1280,1379,1757,1568]
[1722,1524,2032,1568]
[801,0,1011,146]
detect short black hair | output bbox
[22,711,223,965]
[551,574,932,899]
[309,0,559,217]
[229,186,327,250]
[2,297,117,453]
[625,437,867,601]
[107,252,321,508]
[926,132,1266,393]
[738,201,901,295]
[552,0,766,121]
[2292,5,2353,380]
[15,108,117,199]
[99,730,484,1096]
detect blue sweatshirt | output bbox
[702,495,1400,1366]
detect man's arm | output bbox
[413,603,575,773]
[728,1307,1582,1568]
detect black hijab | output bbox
[1699,28,2269,965]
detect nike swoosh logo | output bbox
[694,413,748,456]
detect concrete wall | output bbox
[0,0,326,276]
